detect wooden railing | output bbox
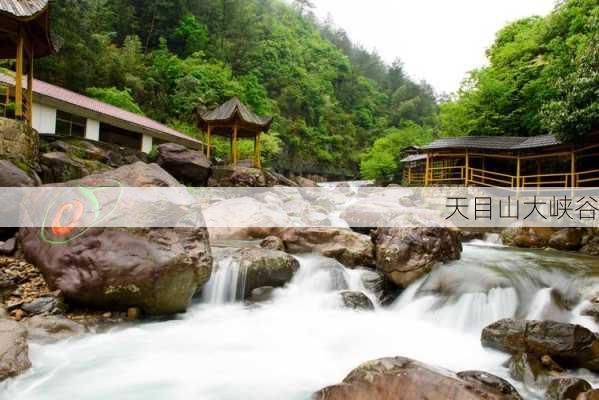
[0,82,31,125]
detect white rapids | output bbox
[2,242,599,400]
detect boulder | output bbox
[0,237,16,256]
[339,291,374,311]
[25,315,86,343]
[0,118,38,168]
[548,229,584,251]
[0,319,30,381]
[545,378,592,400]
[501,227,556,248]
[578,390,599,400]
[373,227,462,288]
[481,319,599,371]
[260,236,286,251]
[508,352,557,388]
[456,371,522,400]
[279,228,375,268]
[294,176,317,187]
[581,236,599,257]
[360,270,401,306]
[233,248,299,298]
[21,292,67,316]
[20,162,213,315]
[249,286,275,303]
[40,151,111,183]
[209,166,266,187]
[156,143,211,186]
[263,169,298,187]
[313,356,522,400]
[0,159,39,187]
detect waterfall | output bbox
[202,256,247,304]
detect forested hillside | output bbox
[34,0,437,177]
[438,0,598,142]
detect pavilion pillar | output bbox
[206,125,212,160]
[464,150,469,186]
[254,132,261,169]
[232,123,238,165]
[27,48,33,127]
[516,155,521,189]
[425,153,430,186]
[571,150,576,187]
[15,28,24,120]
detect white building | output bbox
[0,74,204,153]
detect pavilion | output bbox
[0,0,58,127]
[401,134,599,188]
[196,98,273,168]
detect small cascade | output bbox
[202,256,247,304]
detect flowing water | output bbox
[3,241,599,400]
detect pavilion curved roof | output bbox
[0,0,59,58]
[197,97,273,138]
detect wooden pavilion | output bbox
[401,134,599,188]
[0,0,58,126]
[196,98,273,168]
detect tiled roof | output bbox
[400,154,427,163]
[0,74,203,149]
[0,0,47,18]
[421,135,561,151]
[201,97,272,127]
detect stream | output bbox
[3,240,599,400]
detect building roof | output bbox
[197,97,273,138]
[421,134,561,151]
[0,74,203,149]
[0,0,58,58]
[400,154,427,163]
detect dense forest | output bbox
[24,0,598,181]
[32,0,437,178]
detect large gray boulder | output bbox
[313,356,522,400]
[0,319,30,381]
[373,227,462,288]
[20,162,213,315]
[156,143,211,186]
[25,315,86,343]
[481,319,599,372]
[0,159,39,187]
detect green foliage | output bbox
[86,87,144,114]
[360,122,433,182]
[440,0,598,139]
[172,14,209,57]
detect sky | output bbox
[310,0,557,94]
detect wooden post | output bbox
[15,29,24,119]
[425,153,430,186]
[206,125,212,160]
[408,167,412,185]
[465,150,469,186]
[516,154,521,189]
[27,49,33,127]
[254,132,261,169]
[571,151,576,187]
[232,123,238,165]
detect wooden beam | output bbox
[15,27,24,119]
[465,150,469,185]
[516,154,521,189]
[232,123,238,165]
[425,153,430,186]
[571,150,576,187]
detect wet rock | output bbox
[260,236,286,251]
[263,169,298,187]
[294,176,317,187]
[481,319,599,372]
[0,319,30,381]
[457,371,522,400]
[545,378,592,400]
[360,270,401,306]
[21,292,67,315]
[249,286,274,303]
[314,356,523,400]
[373,227,462,288]
[229,247,299,298]
[20,163,213,315]
[578,390,599,400]
[582,303,599,321]
[40,151,111,183]
[280,228,374,268]
[0,118,38,168]
[25,315,85,343]
[0,237,16,256]
[581,236,599,257]
[501,227,556,248]
[0,159,39,187]
[156,143,211,186]
[508,353,556,388]
[339,291,374,311]
[127,307,141,320]
[209,166,266,187]
[548,229,584,251]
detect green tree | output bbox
[86,87,144,114]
